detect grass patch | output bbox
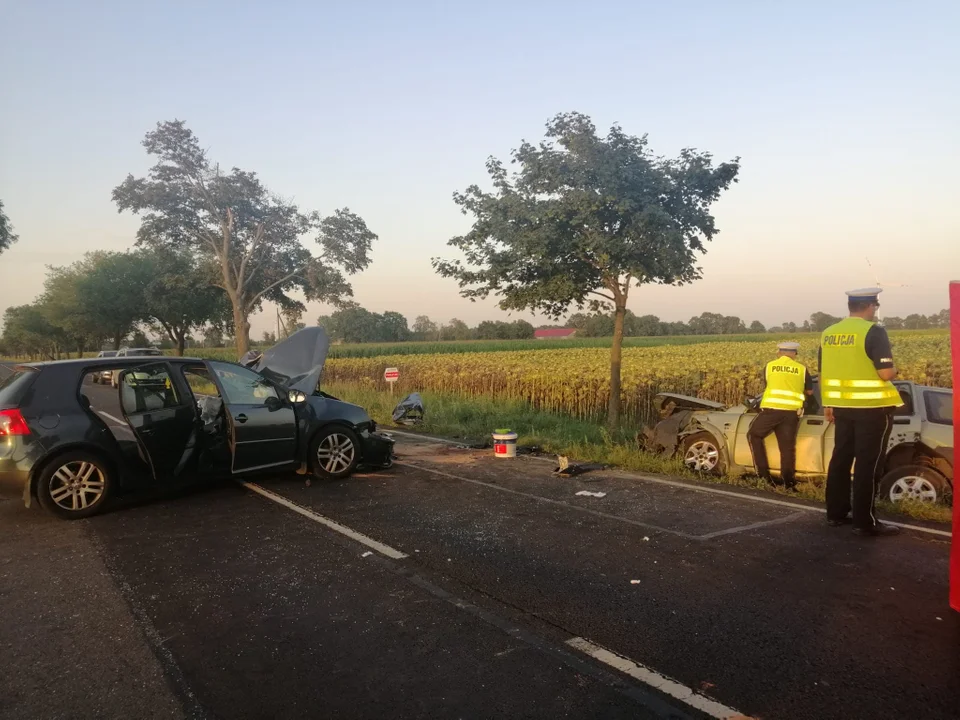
[326,380,953,526]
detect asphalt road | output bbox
[2,361,958,719]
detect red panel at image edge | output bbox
[950,282,959,612]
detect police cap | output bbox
[777,341,800,353]
[845,287,882,303]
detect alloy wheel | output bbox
[684,441,719,472]
[888,476,938,503]
[48,461,106,512]
[316,433,356,474]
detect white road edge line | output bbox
[391,431,952,539]
[566,637,744,720]
[240,481,409,560]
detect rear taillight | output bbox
[0,409,30,436]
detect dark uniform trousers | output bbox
[826,407,895,530]
[746,409,800,487]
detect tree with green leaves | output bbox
[441,319,471,341]
[1,304,63,359]
[412,315,439,341]
[138,248,227,355]
[74,251,153,350]
[39,260,107,356]
[434,112,739,427]
[0,200,17,257]
[113,120,377,356]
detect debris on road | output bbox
[575,490,606,498]
[361,551,373,558]
[643,536,650,542]
[553,455,607,477]
[630,580,641,585]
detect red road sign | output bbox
[950,282,959,612]
[384,367,400,382]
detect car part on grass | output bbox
[392,392,424,425]
[879,464,948,504]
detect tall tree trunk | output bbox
[606,303,626,430]
[176,330,186,357]
[231,300,251,357]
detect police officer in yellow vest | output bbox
[747,341,812,490]
[820,288,903,537]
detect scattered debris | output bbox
[516,445,543,456]
[936,617,943,621]
[575,490,607,498]
[553,455,607,477]
[392,392,425,425]
[630,580,641,585]
[643,536,650,542]
[361,551,373,558]
[305,478,312,487]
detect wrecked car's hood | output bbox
[654,392,726,412]
[250,326,330,394]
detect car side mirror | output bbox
[264,396,283,412]
[288,390,307,404]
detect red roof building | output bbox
[534,328,578,339]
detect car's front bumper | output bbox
[360,431,396,468]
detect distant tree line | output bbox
[306,306,951,345]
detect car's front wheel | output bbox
[681,432,725,474]
[36,451,113,519]
[310,427,361,479]
[879,464,947,504]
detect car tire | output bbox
[680,431,726,475]
[36,451,113,520]
[878,464,947,504]
[310,427,361,479]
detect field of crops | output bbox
[322,331,952,428]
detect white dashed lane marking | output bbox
[241,481,408,559]
[566,637,745,719]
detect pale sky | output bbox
[1,1,958,338]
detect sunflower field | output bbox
[322,331,951,428]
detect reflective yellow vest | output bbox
[760,356,807,410]
[820,317,902,408]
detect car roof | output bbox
[19,356,207,369]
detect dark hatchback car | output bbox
[0,328,394,519]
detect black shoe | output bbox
[827,516,852,527]
[853,522,901,537]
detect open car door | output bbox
[205,360,298,474]
[119,363,199,479]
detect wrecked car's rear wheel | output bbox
[879,464,946,504]
[37,451,112,520]
[310,427,360,479]
[681,432,725,474]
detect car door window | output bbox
[208,361,278,405]
[120,365,182,415]
[924,391,952,426]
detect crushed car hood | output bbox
[250,326,330,394]
[654,392,726,412]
